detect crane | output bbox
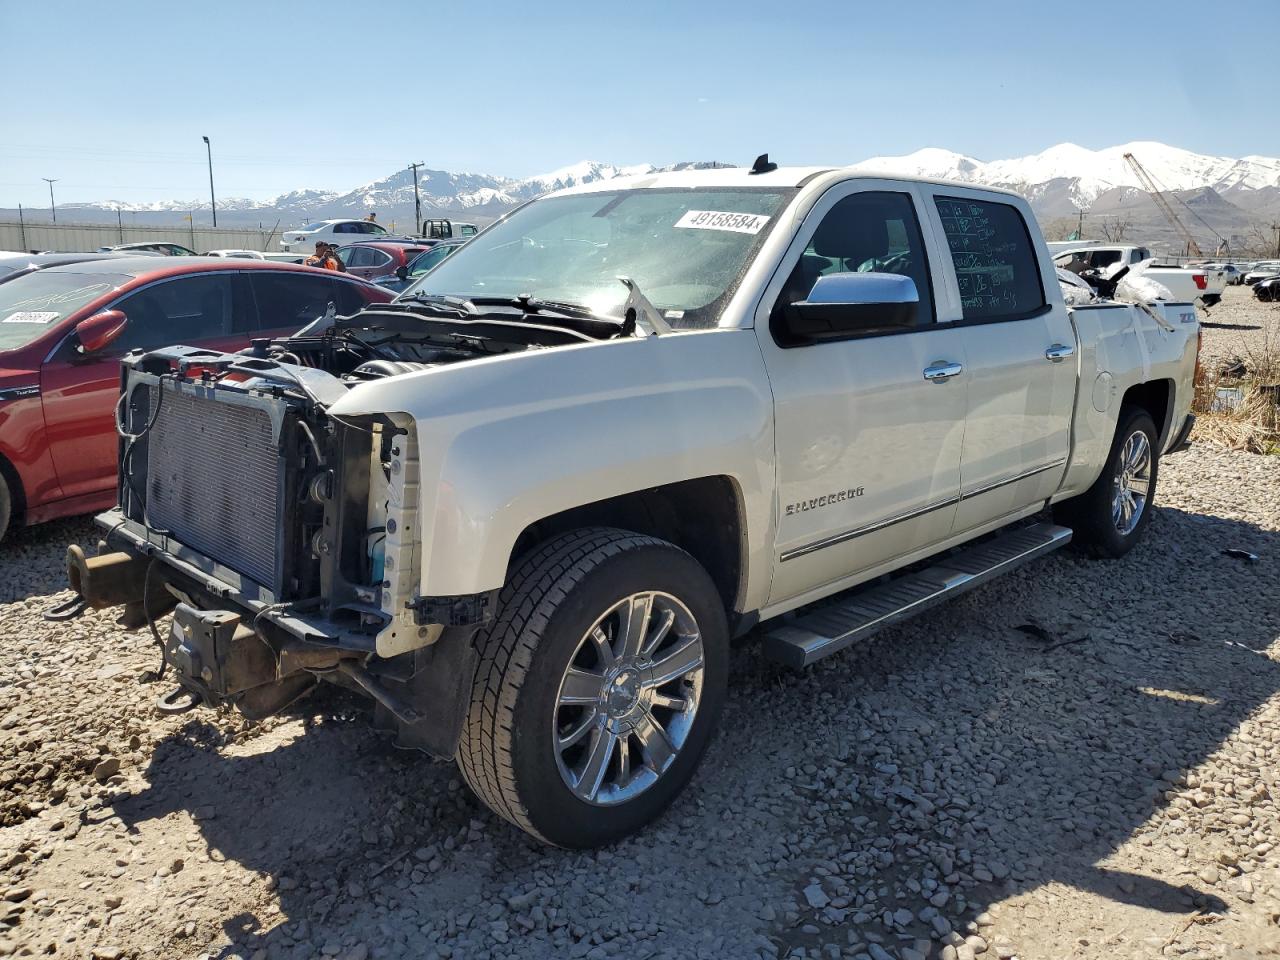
[1123,152,1231,257]
[1122,152,1202,257]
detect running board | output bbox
[763,523,1072,669]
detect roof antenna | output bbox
[749,153,777,175]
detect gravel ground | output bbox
[1199,284,1280,368]
[1,304,1278,960]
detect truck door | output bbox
[921,190,1076,533]
[756,184,968,607]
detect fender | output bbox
[327,328,777,607]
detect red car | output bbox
[335,240,433,280]
[0,257,391,540]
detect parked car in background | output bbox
[261,252,308,264]
[1244,262,1280,285]
[335,239,432,281]
[207,249,265,259]
[280,219,390,253]
[1253,276,1280,301]
[0,252,145,284]
[0,258,392,541]
[421,218,478,240]
[98,241,198,257]
[1202,263,1244,284]
[374,237,467,292]
[1052,244,1225,304]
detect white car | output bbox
[280,219,390,253]
[206,249,265,259]
[1244,262,1280,285]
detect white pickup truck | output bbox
[1048,242,1226,305]
[67,163,1199,847]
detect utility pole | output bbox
[42,178,58,223]
[18,204,27,250]
[408,162,424,232]
[1272,222,1280,259]
[1077,208,1084,240]
[202,136,217,227]
[117,207,124,243]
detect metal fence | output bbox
[0,219,280,254]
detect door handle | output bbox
[923,361,963,382]
[1045,343,1075,362]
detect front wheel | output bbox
[1053,405,1159,558]
[457,528,728,847]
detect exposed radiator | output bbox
[145,388,283,591]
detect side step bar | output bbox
[763,522,1072,668]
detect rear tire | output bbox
[457,527,728,848]
[0,474,11,544]
[1053,405,1159,558]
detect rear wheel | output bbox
[1054,405,1159,558]
[457,528,728,847]
[0,474,11,544]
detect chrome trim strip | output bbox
[959,458,1066,500]
[778,458,1067,563]
[779,494,961,562]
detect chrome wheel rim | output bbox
[1112,429,1152,536]
[552,591,704,806]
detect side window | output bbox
[333,223,355,235]
[774,191,934,326]
[249,272,344,332]
[369,223,388,236]
[343,247,376,268]
[330,278,370,315]
[368,249,393,268]
[112,274,238,352]
[933,196,1046,321]
[459,225,477,237]
[1089,250,1123,269]
[336,246,358,267]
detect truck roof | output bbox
[543,165,1026,199]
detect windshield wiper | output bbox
[461,295,629,339]
[398,292,478,316]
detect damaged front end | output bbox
[70,327,499,758]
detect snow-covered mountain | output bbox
[52,160,733,222]
[849,141,1280,210]
[28,143,1280,245]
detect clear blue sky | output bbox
[2,0,1276,207]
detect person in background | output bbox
[304,242,343,271]
[303,240,329,269]
[365,212,377,223]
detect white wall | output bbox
[0,220,280,254]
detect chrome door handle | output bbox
[923,361,963,382]
[1045,343,1075,362]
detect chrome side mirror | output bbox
[780,272,919,344]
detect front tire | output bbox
[1054,405,1159,558]
[457,528,728,847]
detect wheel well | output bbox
[0,450,26,524]
[509,476,745,616]
[1121,379,1174,445]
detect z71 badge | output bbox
[786,487,864,516]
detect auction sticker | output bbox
[675,210,770,235]
[2,311,59,324]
